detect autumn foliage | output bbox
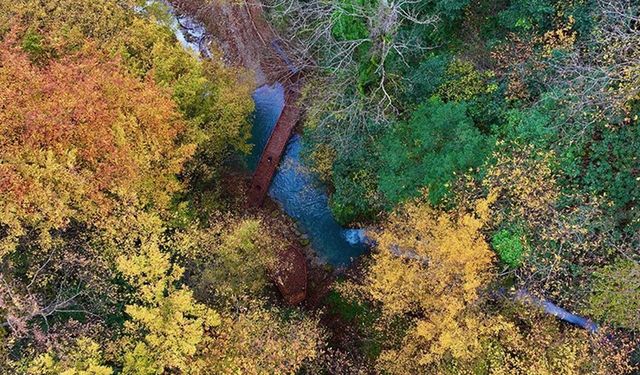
[2,0,640,373]
[0,1,323,373]
[0,42,194,255]
[364,193,497,370]
[345,192,633,373]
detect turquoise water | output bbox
[249,85,367,266]
[247,83,285,170]
[162,7,597,331]
[248,85,598,327]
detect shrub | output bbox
[491,229,525,268]
[588,259,640,330]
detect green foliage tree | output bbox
[404,54,449,104]
[328,145,382,224]
[588,259,640,330]
[378,97,492,206]
[434,0,470,20]
[498,0,556,31]
[561,121,640,230]
[330,0,371,42]
[491,228,526,268]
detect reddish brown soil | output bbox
[223,174,310,305]
[272,244,307,304]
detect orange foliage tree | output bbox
[0,43,195,256]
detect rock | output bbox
[273,246,307,305]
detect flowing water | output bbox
[247,84,285,171]
[149,1,369,267]
[249,85,595,330]
[160,0,597,331]
[249,86,368,267]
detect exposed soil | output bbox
[222,173,334,307]
[171,0,296,87]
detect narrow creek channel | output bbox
[153,0,368,267]
[156,0,598,332]
[249,84,368,266]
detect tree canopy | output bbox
[2,0,640,373]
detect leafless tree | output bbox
[263,0,440,150]
[546,0,640,139]
[0,252,91,337]
[0,235,109,339]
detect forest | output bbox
[0,0,639,373]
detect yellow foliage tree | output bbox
[359,191,631,374]
[178,218,280,305]
[117,237,220,373]
[483,143,559,230]
[363,192,497,371]
[27,338,113,375]
[203,306,323,374]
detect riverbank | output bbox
[167,0,346,306]
[171,0,295,87]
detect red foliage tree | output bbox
[0,42,195,254]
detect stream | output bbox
[151,0,369,267]
[157,0,598,332]
[249,85,368,266]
